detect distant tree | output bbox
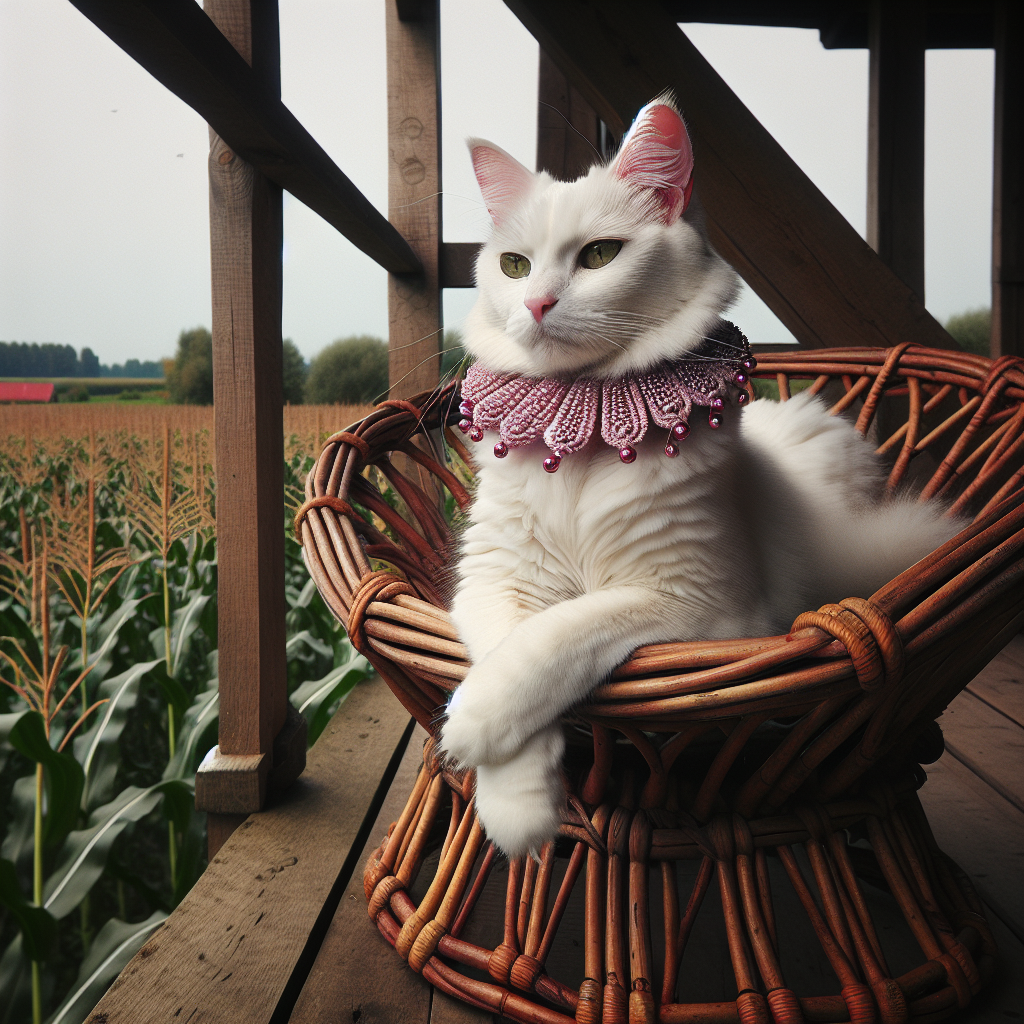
[166,327,214,404]
[282,338,307,404]
[945,308,990,355]
[306,336,388,404]
[78,347,100,377]
[0,341,77,377]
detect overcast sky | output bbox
[0,0,995,366]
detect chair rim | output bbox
[296,345,1024,767]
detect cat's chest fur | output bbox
[457,420,765,632]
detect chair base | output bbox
[363,739,997,1024]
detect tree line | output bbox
[166,328,466,405]
[0,341,163,378]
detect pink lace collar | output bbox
[457,321,755,472]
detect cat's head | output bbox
[464,95,739,379]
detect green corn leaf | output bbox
[150,662,190,722]
[0,711,24,777]
[290,655,372,747]
[44,911,166,1024]
[43,779,191,921]
[160,776,194,835]
[7,711,84,849]
[73,659,163,812]
[0,935,31,1024]
[89,596,151,668]
[0,858,57,961]
[0,602,42,670]
[0,775,37,867]
[286,628,333,662]
[288,576,319,610]
[163,674,219,781]
[169,591,212,677]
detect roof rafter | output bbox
[505,0,959,351]
[70,0,421,275]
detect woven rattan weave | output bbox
[298,346,1024,1024]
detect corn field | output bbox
[0,404,372,1024]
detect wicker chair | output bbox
[297,345,1024,1024]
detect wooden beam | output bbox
[992,0,1024,359]
[867,0,926,300]
[203,0,290,850]
[440,242,479,289]
[85,677,415,1024]
[69,0,420,274]
[386,0,442,397]
[502,0,960,351]
[537,49,603,180]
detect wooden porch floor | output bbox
[88,638,1024,1024]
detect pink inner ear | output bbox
[613,102,695,224]
[471,144,533,227]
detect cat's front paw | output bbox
[474,724,565,859]
[439,674,526,767]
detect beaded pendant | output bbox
[457,320,755,470]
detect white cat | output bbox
[439,96,958,859]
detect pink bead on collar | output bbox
[457,321,755,471]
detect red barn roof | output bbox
[0,382,55,402]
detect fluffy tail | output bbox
[740,393,964,621]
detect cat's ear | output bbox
[611,97,694,225]
[468,139,534,226]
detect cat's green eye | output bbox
[580,239,622,270]
[500,252,531,279]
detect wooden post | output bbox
[537,49,602,180]
[867,0,926,301]
[196,0,303,857]
[386,0,442,398]
[992,0,1023,358]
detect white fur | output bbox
[441,102,961,859]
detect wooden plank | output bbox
[939,688,1024,814]
[199,0,288,850]
[992,0,1024,359]
[68,0,420,274]
[921,751,1024,942]
[87,676,415,1023]
[501,0,960,352]
[386,0,442,399]
[867,0,926,300]
[289,727,432,1023]
[289,724,493,1023]
[206,0,286,774]
[537,49,603,181]
[966,633,1024,729]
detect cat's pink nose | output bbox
[525,296,558,324]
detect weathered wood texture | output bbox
[86,677,414,1024]
[387,0,442,398]
[992,0,1024,359]
[69,0,419,273]
[867,0,926,300]
[967,635,1023,727]
[287,726,492,1024]
[502,0,960,352]
[537,49,602,181]
[287,727,434,1022]
[940,689,1024,813]
[206,1,286,791]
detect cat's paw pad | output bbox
[473,725,565,860]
